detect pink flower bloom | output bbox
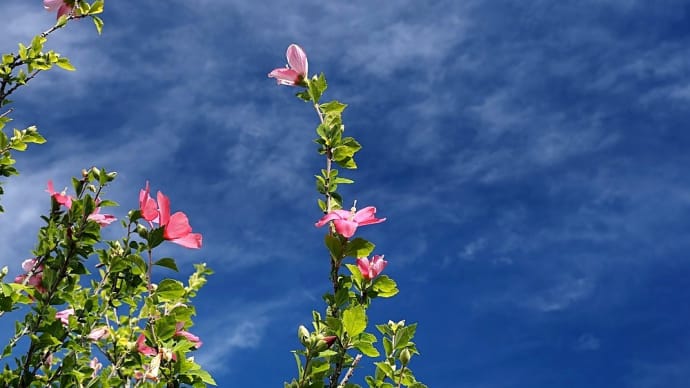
[14,258,45,292]
[43,0,72,19]
[315,206,386,238]
[46,180,73,209]
[87,207,117,227]
[136,334,158,357]
[55,308,75,325]
[157,192,202,249]
[174,322,203,349]
[268,44,308,86]
[87,326,109,341]
[357,255,388,280]
[89,357,102,377]
[139,181,159,222]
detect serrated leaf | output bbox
[308,73,327,103]
[156,279,185,301]
[320,101,347,115]
[372,275,398,298]
[342,305,366,337]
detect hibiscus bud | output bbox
[298,325,310,346]
[323,335,337,348]
[400,348,411,366]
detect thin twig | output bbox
[338,354,362,388]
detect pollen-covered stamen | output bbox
[349,200,358,220]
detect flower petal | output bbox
[353,206,386,225]
[56,3,72,18]
[170,233,203,249]
[156,191,171,226]
[268,68,300,85]
[139,182,159,222]
[164,212,193,240]
[286,44,308,77]
[333,219,358,238]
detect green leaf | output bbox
[374,362,395,379]
[18,44,28,61]
[353,340,380,357]
[89,0,104,14]
[320,101,347,115]
[154,258,179,272]
[333,176,353,184]
[55,57,76,71]
[371,275,399,298]
[395,323,417,350]
[154,315,178,340]
[296,90,311,101]
[342,305,367,337]
[324,235,342,259]
[188,369,217,385]
[92,16,104,35]
[310,359,330,376]
[156,279,185,302]
[344,238,375,258]
[308,73,327,103]
[336,156,357,169]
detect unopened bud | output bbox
[81,169,89,178]
[298,325,310,346]
[400,348,411,366]
[323,335,337,348]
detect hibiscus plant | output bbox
[0,2,426,387]
[270,45,426,388]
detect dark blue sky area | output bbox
[1,1,690,387]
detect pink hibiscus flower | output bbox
[55,308,75,325]
[315,206,386,238]
[139,181,159,223]
[43,0,72,19]
[87,326,109,341]
[174,322,203,349]
[87,207,117,227]
[268,44,308,86]
[46,180,73,209]
[14,258,45,292]
[157,192,202,249]
[357,255,388,280]
[138,182,202,249]
[136,334,158,357]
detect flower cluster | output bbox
[316,205,389,280]
[46,180,116,227]
[139,182,202,249]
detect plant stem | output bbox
[338,354,362,388]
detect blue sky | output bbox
[1,0,690,386]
